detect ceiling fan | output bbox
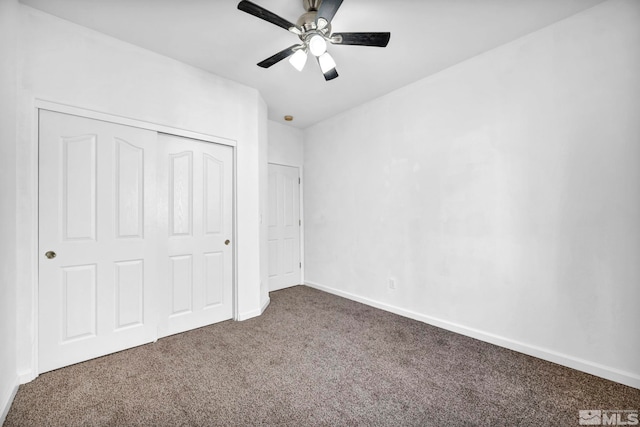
[237,0,391,81]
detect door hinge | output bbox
[298,177,301,184]
[299,219,301,226]
[299,262,302,268]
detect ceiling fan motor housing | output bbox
[296,11,331,37]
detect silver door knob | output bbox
[45,251,57,259]
[224,240,230,246]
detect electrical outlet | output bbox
[388,278,396,290]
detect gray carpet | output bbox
[5,285,639,426]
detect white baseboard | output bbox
[237,297,270,321]
[305,281,640,390]
[1,377,19,425]
[18,370,36,385]
[261,297,270,315]
[269,283,300,292]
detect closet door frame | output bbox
[29,99,238,377]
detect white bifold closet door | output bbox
[156,133,233,338]
[39,110,159,373]
[38,111,233,373]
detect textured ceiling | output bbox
[20,0,606,128]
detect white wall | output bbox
[16,6,267,380]
[303,0,640,388]
[268,120,304,167]
[0,0,20,419]
[259,100,270,310]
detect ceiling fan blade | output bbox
[257,45,299,68]
[316,0,343,25]
[323,68,339,81]
[331,32,391,47]
[237,0,296,31]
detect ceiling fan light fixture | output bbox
[309,34,327,57]
[318,52,337,73]
[289,49,308,71]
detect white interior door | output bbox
[39,110,158,373]
[157,134,234,338]
[268,163,301,291]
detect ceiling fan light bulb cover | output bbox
[309,35,327,56]
[318,52,336,73]
[289,49,308,71]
